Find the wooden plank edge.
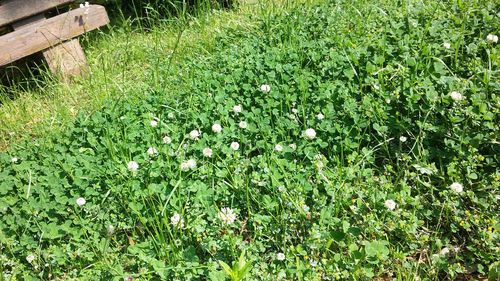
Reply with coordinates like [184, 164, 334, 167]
[0, 0, 74, 27]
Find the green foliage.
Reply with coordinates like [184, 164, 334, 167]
[0, 0, 499, 279]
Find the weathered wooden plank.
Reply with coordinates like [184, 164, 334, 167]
[44, 39, 89, 78]
[0, 0, 74, 27]
[0, 5, 109, 66]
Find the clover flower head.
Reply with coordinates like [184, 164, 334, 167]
[230, 142, 240, 151]
[289, 143, 297, 150]
[239, 121, 248, 129]
[260, 84, 271, 93]
[276, 252, 286, 261]
[11, 157, 18, 163]
[449, 182, 463, 193]
[384, 199, 396, 211]
[187, 159, 197, 169]
[76, 197, 86, 206]
[203, 147, 213, 157]
[127, 161, 139, 172]
[170, 213, 184, 228]
[443, 42, 451, 49]
[26, 254, 35, 263]
[440, 247, 450, 256]
[291, 108, 298, 114]
[147, 147, 158, 156]
[274, 144, 283, 152]
[450, 91, 463, 101]
[233, 105, 242, 114]
[163, 136, 172, 144]
[400, 136, 407, 142]
[486, 34, 498, 43]
[150, 120, 158, 127]
[189, 129, 200, 140]
[219, 207, 237, 225]
[316, 113, 324, 120]
[180, 161, 190, 171]
[212, 123, 222, 133]
[303, 128, 316, 140]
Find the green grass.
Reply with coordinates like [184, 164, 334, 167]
[1, 0, 499, 280]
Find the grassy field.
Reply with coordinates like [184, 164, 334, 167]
[0, 0, 499, 280]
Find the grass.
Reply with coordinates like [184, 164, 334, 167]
[0, 0, 499, 280]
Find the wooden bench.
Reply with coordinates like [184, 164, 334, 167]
[0, 0, 109, 77]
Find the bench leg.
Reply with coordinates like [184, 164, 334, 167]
[43, 39, 90, 78]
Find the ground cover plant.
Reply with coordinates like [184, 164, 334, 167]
[0, 0, 499, 280]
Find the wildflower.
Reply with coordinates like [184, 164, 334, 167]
[162, 136, 172, 144]
[443, 42, 451, 49]
[310, 259, 318, 267]
[291, 108, 298, 114]
[384, 199, 396, 211]
[302, 204, 310, 212]
[170, 213, 184, 228]
[276, 253, 286, 261]
[289, 143, 297, 150]
[187, 159, 197, 169]
[440, 247, 450, 256]
[11, 157, 18, 163]
[212, 123, 222, 133]
[449, 182, 463, 193]
[274, 144, 283, 152]
[486, 34, 498, 43]
[189, 130, 200, 140]
[167, 112, 175, 119]
[316, 113, 324, 120]
[79, 1, 90, 8]
[230, 142, 240, 151]
[107, 225, 115, 235]
[150, 120, 158, 127]
[180, 162, 190, 171]
[233, 105, 242, 114]
[76, 197, 86, 206]
[239, 121, 248, 129]
[203, 147, 213, 157]
[400, 136, 407, 142]
[449, 91, 463, 101]
[147, 147, 158, 156]
[26, 254, 35, 263]
[303, 128, 317, 140]
[219, 207, 237, 225]
[127, 161, 139, 172]
[260, 84, 271, 93]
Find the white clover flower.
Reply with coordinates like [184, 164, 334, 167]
[260, 84, 271, 93]
[127, 161, 139, 172]
[443, 42, 451, 49]
[303, 128, 317, 140]
[440, 247, 450, 256]
[310, 259, 318, 267]
[170, 213, 184, 228]
[147, 147, 158, 156]
[76, 197, 86, 206]
[187, 159, 197, 169]
[486, 34, 498, 43]
[239, 121, 248, 129]
[212, 123, 222, 133]
[449, 182, 463, 193]
[302, 204, 310, 213]
[107, 225, 115, 235]
[79, 1, 90, 8]
[274, 144, 283, 152]
[167, 112, 175, 119]
[203, 147, 213, 157]
[233, 105, 242, 114]
[289, 143, 297, 150]
[189, 129, 200, 140]
[316, 113, 324, 120]
[26, 254, 35, 263]
[230, 142, 240, 151]
[150, 120, 158, 127]
[400, 136, 407, 142]
[276, 253, 286, 261]
[180, 161, 190, 171]
[291, 108, 298, 114]
[450, 91, 463, 101]
[219, 207, 237, 225]
[163, 136, 172, 144]
[11, 157, 18, 163]
[384, 199, 396, 211]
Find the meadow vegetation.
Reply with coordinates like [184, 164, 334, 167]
[0, 0, 498, 280]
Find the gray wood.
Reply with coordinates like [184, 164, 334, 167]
[0, 0, 74, 27]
